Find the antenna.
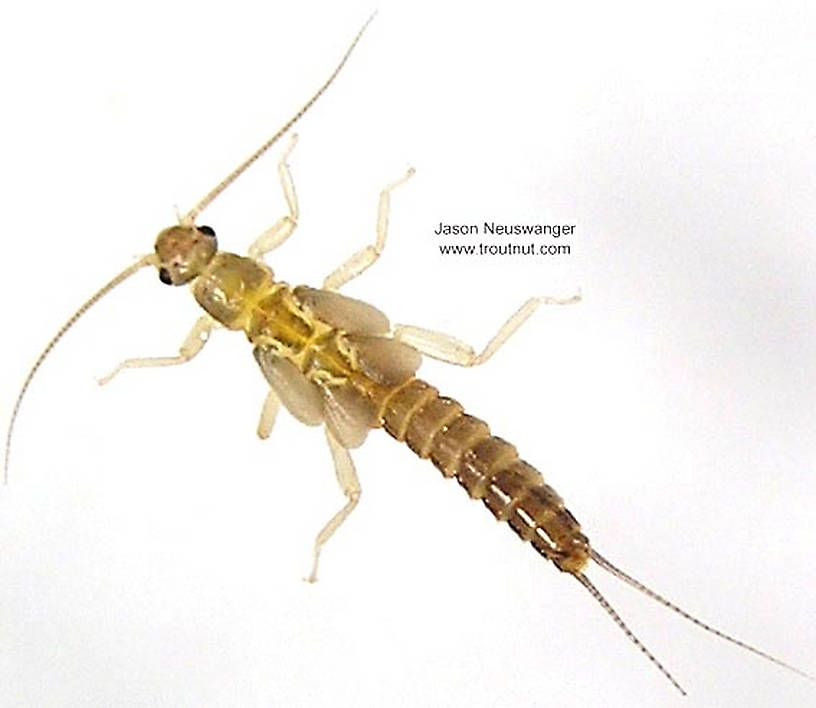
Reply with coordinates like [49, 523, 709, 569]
[4, 254, 158, 483]
[182, 12, 377, 225]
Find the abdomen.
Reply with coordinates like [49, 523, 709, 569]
[379, 378, 590, 574]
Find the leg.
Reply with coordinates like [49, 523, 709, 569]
[248, 133, 300, 260]
[393, 293, 581, 366]
[97, 315, 214, 385]
[322, 167, 415, 291]
[305, 428, 362, 583]
[256, 388, 281, 439]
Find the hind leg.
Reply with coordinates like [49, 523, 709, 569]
[305, 428, 362, 583]
[393, 293, 581, 366]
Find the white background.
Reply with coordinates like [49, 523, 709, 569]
[0, 1, 814, 707]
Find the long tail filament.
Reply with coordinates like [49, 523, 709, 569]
[590, 549, 812, 680]
[575, 572, 687, 695]
[574, 548, 813, 694]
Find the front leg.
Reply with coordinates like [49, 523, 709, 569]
[322, 167, 414, 291]
[247, 133, 300, 260]
[97, 315, 214, 385]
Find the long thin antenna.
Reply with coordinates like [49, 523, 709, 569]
[590, 549, 813, 681]
[575, 572, 687, 695]
[182, 12, 377, 225]
[4, 254, 158, 483]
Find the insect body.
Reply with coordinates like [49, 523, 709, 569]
[152, 216, 588, 571]
[3, 15, 812, 699]
[143, 208, 805, 694]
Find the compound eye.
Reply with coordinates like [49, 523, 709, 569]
[158, 267, 173, 285]
[197, 225, 216, 237]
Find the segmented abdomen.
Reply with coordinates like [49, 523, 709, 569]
[380, 379, 590, 574]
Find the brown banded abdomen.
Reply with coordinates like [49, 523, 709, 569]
[380, 378, 590, 574]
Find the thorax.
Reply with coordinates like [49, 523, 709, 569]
[191, 251, 347, 374]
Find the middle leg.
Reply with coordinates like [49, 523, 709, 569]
[256, 388, 282, 440]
